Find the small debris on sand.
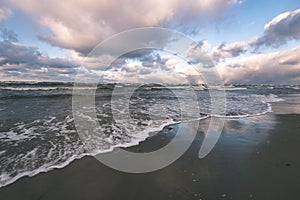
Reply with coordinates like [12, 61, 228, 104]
[221, 193, 227, 198]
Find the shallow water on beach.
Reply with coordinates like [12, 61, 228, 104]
[0, 82, 299, 187]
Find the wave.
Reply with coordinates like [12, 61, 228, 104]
[0, 86, 91, 91]
[0, 116, 178, 188]
[0, 87, 64, 91]
[0, 92, 286, 188]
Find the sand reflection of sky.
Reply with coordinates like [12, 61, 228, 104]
[198, 115, 277, 156]
[272, 94, 300, 114]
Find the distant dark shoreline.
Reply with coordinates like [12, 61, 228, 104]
[1, 80, 300, 87]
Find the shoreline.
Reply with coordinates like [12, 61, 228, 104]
[0, 108, 276, 189]
[1, 113, 300, 199]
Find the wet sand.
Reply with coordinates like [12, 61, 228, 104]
[0, 113, 299, 200]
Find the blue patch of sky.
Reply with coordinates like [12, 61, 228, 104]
[2, 8, 71, 59]
[191, 0, 300, 48]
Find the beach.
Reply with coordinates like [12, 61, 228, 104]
[1, 2, 299, 199]
[0, 110, 299, 199]
[0, 83, 300, 200]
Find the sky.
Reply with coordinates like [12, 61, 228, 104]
[0, 0, 299, 84]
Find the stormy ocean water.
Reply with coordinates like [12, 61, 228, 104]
[0, 81, 299, 188]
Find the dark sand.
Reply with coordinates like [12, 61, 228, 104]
[0, 113, 300, 200]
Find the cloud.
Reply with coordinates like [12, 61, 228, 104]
[98, 50, 178, 81]
[80, 47, 207, 84]
[0, 27, 18, 42]
[252, 9, 300, 48]
[212, 40, 251, 60]
[186, 41, 213, 67]
[218, 46, 300, 84]
[209, 9, 300, 60]
[0, 40, 79, 81]
[0, 7, 12, 22]
[2, 2, 299, 84]
[6, 0, 239, 54]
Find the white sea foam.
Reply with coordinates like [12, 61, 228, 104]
[0, 107, 7, 111]
[0, 115, 179, 188]
[0, 91, 286, 188]
[0, 86, 95, 91]
[0, 150, 6, 156]
[208, 85, 248, 91]
[0, 87, 60, 91]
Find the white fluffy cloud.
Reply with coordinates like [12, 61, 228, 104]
[211, 9, 300, 60]
[184, 40, 214, 68]
[2, 1, 300, 84]
[254, 9, 300, 48]
[6, 0, 239, 54]
[218, 46, 300, 84]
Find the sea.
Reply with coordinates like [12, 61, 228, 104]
[0, 81, 299, 187]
